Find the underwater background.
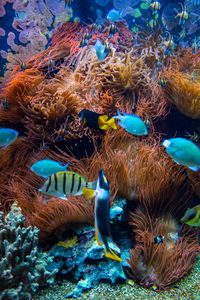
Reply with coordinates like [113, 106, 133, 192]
[0, 0, 200, 299]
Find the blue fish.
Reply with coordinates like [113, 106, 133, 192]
[113, 109, 148, 136]
[94, 40, 110, 61]
[0, 128, 19, 150]
[30, 159, 70, 177]
[107, 9, 123, 23]
[162, 138, 200, 171]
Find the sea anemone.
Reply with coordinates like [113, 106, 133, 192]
[127, 209, 200, 289]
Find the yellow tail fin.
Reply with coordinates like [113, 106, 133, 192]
[106, 117, 117, 130]
[98, 115, 109, 130]
[104, 248, 123, 262]
[82, 187, 95, 199]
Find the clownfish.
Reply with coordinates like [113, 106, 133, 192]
[79, 109, 117, 131]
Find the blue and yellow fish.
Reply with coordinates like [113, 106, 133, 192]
[181, 204, 200, 227]
[79, 109, 117, 131]
[83, 169, 122, 262]
[39, 171, 97, 200]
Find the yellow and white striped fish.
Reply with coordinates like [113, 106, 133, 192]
[39, 171, 97, 200]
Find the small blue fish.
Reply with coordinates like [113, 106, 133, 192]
[30, 159, 70, 177]
[0, 128, 19, 150]
[113, 109, 148, 136]
[162, 138, 200, 171]
[94, 40, 110, 61]
[107, 9, 122, 23]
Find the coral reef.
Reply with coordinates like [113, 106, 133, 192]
[0, 0, 73, 79]
[47, 201, 129, 298]
[0, 11, 200, 297]
[0, 202, 57, 300]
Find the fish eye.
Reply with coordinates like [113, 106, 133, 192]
[188, 212, 196, 220]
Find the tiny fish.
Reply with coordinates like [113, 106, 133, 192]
[162, 137, 200, 171]
[79, 109, 117, 131]
[30, 159, 70, 178]
[114, 109, 148, 136]
[181, 204, 200, 227]
[153, 235, 165, 244]
[83, 169, 122, 262]
[0, 128, 19, 150]
[108, 24, 118, 37]
[39, 171, 97, 200]
[150, 1, 161, 15]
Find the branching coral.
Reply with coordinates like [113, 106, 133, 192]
[127, 209, 200, 289]
[0, 0, 73, 79]
[0, 203, 57, 299]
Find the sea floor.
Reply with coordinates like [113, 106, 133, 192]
[32, 255, 200, 300]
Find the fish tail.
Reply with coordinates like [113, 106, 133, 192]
[64, 161, 70, 169]
[106, 118, 117, 130]
[104, 247, 122, 262]
[98, 115, 109, 130]
[87, 180, 97, 190]
[82, 187, 95, 199]
[113, 109, 121, 120]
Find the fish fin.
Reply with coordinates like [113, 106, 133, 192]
[98, 115, 109, 130]
[87, 180, 97, 190]
[0, 143, 10, 150]
[45, 190, 67, 200]
[82, 187, 95, 199]
[95, 222, 103, 246]
[188, 166, 199, 172]
[64, 162, 70, 169]
[83, 117, 87, 126]
[106, 118, 117, 130]
[104, 248, 122, 262]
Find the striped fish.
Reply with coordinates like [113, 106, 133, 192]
[39, 171, 97, 200]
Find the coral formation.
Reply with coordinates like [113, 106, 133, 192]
[0, 9, 200, 296]
[0, 202, 57, 299]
